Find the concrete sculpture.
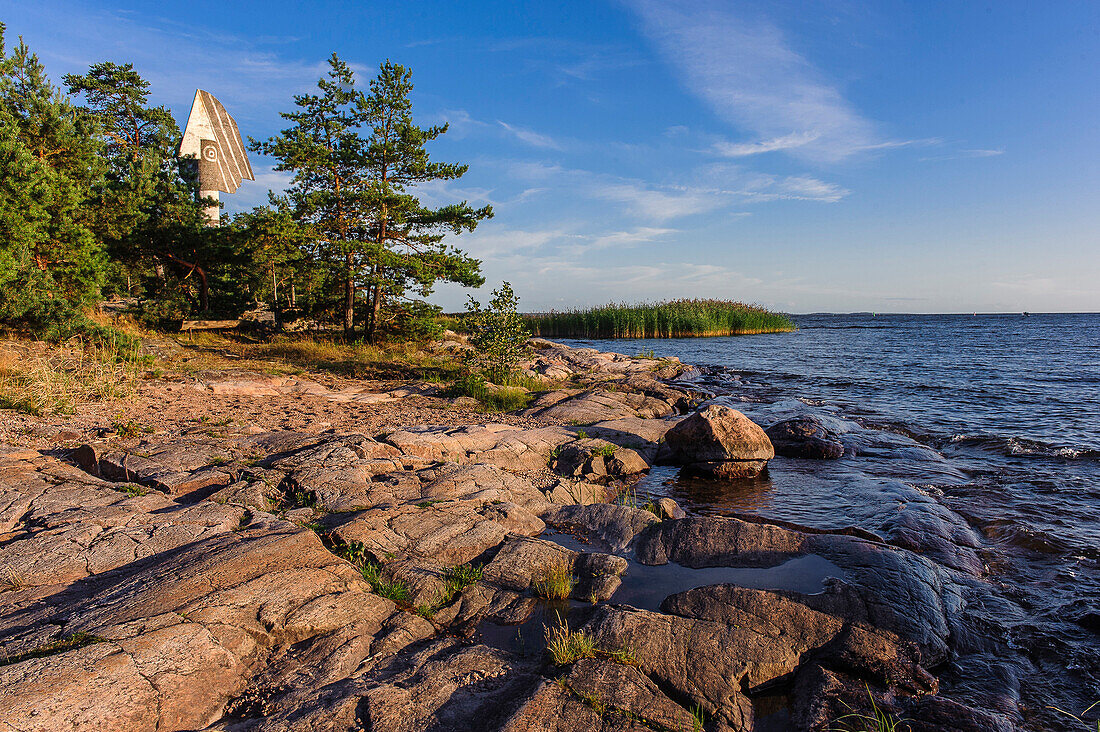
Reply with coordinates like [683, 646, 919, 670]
[178, 90, 254, 224]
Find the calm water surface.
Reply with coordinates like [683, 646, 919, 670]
[566, 313, 1100, 731]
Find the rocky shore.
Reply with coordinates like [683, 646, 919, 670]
[0, 339, 1015, 731]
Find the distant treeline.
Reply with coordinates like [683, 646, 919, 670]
[525, 300, 795, 339]
[0, 23, 488, 343]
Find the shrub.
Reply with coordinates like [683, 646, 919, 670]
[464, 281, 530, 381]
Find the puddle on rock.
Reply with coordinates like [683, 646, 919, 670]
[475, 599, 596, 659]
[538, 529, 845, 612]
[612, 553, 844, 612]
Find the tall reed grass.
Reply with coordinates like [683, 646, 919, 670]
[525, 299, 794, 339]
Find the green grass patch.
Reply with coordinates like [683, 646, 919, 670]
[827, 687, 910, 732]
[544, 620, 637, 667]
[361, 562, 411, 605]
[590, 444, 616, 458]
[532, 561, 575, 600]
[445, 372, 531, 412]
[0, 632, 107, 667]
[525, 299, 795, 339]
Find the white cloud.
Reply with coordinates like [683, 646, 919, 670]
[920, 148, 1005, 162]
[503, 160, 848, 223]
[622, 0, 894, 162]
[587, 227, 675, 251]
[713, 131, 821, 157]
[497, 121, 564, 150]
[594, 182, 723, 221]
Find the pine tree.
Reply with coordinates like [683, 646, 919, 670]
[232, 199, 310, 325]
[255, 55, 491, 340]
[251, 54, 373, 336]
[0, 24, 106, 324]
[359, 60, 490, 342]
[66, 59, 237, 318]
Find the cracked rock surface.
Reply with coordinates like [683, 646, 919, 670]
[0, 341, 1014, 731]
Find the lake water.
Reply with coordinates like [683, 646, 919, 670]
[565, 312, 1100, 732]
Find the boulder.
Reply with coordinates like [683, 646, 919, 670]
[765, 416, 845, 459]
[663, 404, 773, 479]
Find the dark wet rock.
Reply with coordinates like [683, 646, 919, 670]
[663, 404, 774, 479]
[1075, 611, 1100, 632]
[791, 664, 1015, 732]
[765, 416, 845, 459]
[635, 516, 958, 660]
[541, 503, 660, 553]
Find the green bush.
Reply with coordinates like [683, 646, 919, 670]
[464, 281, 530, 381]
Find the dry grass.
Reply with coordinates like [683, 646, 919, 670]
[0, 567, 28, 592]
[0, 340, 142, 416]
[176, 333, 465, 382]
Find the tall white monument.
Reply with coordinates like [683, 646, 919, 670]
[178, 90, 254, 225]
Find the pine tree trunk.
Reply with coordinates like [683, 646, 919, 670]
[343, 251, 355, 337]
[272, 264, 281, 327]
[367, 274, 383, 344]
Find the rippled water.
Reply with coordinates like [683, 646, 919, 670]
[566, 313, 1100, 731]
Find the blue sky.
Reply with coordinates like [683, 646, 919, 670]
[5, 0, 1099, 313]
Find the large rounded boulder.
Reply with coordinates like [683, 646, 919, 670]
[663, 404, 774, 479]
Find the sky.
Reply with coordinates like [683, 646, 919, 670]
[4, 0, 1099, 313]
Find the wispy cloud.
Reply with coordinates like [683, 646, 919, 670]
[497, 121, 564, 150]
[920, 148, 1005, 162]
[503, 161, 848, 221]
[713, 132, 821, 158]
[588, 227, 675, 251]
[622, 0, 900, 162]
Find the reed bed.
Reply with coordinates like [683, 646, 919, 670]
[525, 299, 795, 339]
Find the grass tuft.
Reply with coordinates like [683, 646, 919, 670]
[445, 372, 531, 412]
[0, 339, 144, 415]
[545, 622, 596, 665]
[361, 562, 411, 605]
[1048, 700, 1099, 731]
[827, 687, 910, 732]
[525, 299, 794, 339]
[590, 444, 616, 458]
[532, 561, 574, 600]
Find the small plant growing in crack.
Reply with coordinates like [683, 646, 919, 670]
[533, 561, 574, 600]
[361, 562, 411, 605]
[590, 444, 615, 458]
[0, 633, 106, 667]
